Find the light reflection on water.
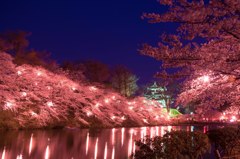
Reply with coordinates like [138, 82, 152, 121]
[28, 134, 33, 155]
[94, 138, 98, 159]
[44, 145, 49, 159]
[104, 142, 107, 159]
[1, 147, 5, 159]
[86, 133, 89, 155]
[0, 126, 211, 159]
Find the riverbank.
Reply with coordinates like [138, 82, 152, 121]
[1, 119, 239, 130]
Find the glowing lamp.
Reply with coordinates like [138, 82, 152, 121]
[31, 111, 37, 116]
[230, 116, 237, 122]
[121, 116, 126, 120]
[37, 71, 42, 76]
[202, 75, 210, 82]
[17, 71, 22, 75]
[47, 101, 54, 107]
[71, 87, 76, 91]
[143, 119, 148, 123]
[104, 99, 109, 103]
[89, 86, 97, 91]
[232, 116, 237, 120]
[129, 106, 134, 110]
[111, 116, 116, 120]
[5, 101, 13, 109]
[112, 96, 116, 100]
[95, 103, 100, 108]
[86, 111, 92, 117]
[219, 116, 224, 120]
[21, 92, 27, 97]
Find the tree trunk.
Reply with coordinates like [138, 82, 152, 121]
[166, 98, 170, 113]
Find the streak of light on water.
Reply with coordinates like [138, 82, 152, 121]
[94, 138, 98, 159]
[44, 145, 50, 159]
[121, 128, 125, 146]
[104, 142, 108, 159]
[86, 133, 89, 155]
[1, 147, 5, 159]
[111, 147, 115, 159]
[29, 134, 33, 155]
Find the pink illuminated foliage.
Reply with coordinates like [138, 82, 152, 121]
[141, 0, 240, 113]
[0, 52, 168, 128]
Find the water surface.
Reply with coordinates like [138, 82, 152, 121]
[0, 125, 217, 159]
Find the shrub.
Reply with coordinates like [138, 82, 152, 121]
[132, 130, 210, 159]
[207, 127, 240, 157]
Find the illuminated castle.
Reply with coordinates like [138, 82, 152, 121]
[144, 82, 170, 108]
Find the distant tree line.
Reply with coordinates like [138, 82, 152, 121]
[0, 30, 138, 97]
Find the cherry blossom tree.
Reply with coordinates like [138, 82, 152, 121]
[0, 51, 167, 129]
[141, 0, 240, 113]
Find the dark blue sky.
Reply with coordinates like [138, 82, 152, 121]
[0, 0, 177, 84]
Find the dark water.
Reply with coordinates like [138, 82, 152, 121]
[0, 126, 218, 159]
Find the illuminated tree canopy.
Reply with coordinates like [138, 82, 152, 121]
[141, 0, 240, 113]
[0, 51, 169, 128]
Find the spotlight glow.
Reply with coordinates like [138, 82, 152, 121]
[86, 111, 93, 117]
[89, 86, 97, 91]
[104, 99, 110, 103]
[201, 75, 210, 82]
[21, 92, 27, 97]
[47, 101, 54, 107]
[17, 71, 22, 75]
[37, 71, 42, 76]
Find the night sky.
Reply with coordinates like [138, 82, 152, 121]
[0, 0, 177, 84]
